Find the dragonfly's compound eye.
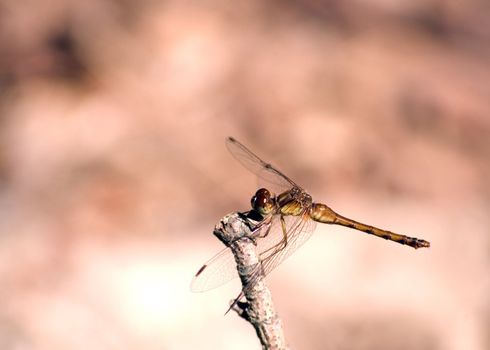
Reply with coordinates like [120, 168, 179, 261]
[251, 188, 273, 215]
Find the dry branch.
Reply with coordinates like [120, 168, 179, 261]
[214, 212, 289, 350]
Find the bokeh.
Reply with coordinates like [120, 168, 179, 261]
[0, 1, 489, 349]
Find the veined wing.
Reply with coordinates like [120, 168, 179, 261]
[226, 137, 301, 195]
[190, 213, 316, 293]
[190, 247, 238, 292]
[260, 212, 317, 277]
[222, 212, 317, 313]
[246, 212, 317, 283]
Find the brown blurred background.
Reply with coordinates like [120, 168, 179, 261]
[0, 0, 489, 349]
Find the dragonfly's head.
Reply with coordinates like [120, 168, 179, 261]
[251, 188, 274, 216]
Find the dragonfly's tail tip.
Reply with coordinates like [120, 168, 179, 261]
[415, 240, 431, 249]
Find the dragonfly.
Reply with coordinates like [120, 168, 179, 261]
[191, 137, 430, 294]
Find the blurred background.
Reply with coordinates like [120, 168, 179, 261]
[0, 0, 489, 349]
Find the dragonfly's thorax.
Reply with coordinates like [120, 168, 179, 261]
[276, 187, 312, 216]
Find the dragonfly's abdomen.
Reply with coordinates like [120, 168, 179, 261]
[311, 203, 430, 249]
[310, 203, 338, 223]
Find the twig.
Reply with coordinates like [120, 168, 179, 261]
[213, 212, 289, 350]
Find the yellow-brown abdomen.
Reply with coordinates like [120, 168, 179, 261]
[310, 203, 430, 249]
[310, 203, 339, 223]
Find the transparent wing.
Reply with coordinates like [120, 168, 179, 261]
[221, 212, 317, 313]
[238, 211, 317, 297]
[260, 212, 317, 276]
[190, 247, 238, 292]
[226, 137, 301, 195]
[190, 213, 316, 293]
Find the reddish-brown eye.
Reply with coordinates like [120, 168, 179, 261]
[251, 188, 272, 214]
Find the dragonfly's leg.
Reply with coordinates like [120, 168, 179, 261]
[254, 219, 273, 239]
[258, 239, 288, 262]
[256, 215, 290, 261]
[279, 215, 288, 250]
[258, 216, 289, 261]
[257, 215, 290, 261]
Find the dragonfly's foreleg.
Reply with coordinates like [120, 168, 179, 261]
[254, 217, 273, 239]
[254, 214, 289, 262]
[256, 221, 278, 261]
[259, 243, 285, 262]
